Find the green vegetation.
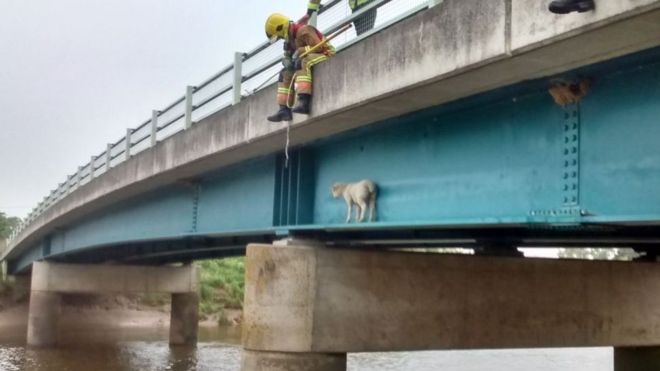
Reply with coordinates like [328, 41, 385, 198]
[0, 212, 21, 239]
[198, 258, 245, 323]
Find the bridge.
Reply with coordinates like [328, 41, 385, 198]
[3, 0, 660, 369]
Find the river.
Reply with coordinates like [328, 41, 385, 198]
[0, 325, 614, 371]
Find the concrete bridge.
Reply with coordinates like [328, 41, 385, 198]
[3, 0, 660, 369]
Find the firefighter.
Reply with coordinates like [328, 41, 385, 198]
[265, 12, 335, 122]
[548, 0, 595, 14]
[349, 0, 377, 36]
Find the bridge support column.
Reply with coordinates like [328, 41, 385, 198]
[243, 242, 660, 360]
[27, 291, 61, 347]
[26, 261, 199, 347]
[615, 347, 660, 371]
[170, 292, 199, 345]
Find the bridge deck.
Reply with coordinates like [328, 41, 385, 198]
[4, 0, 660, 273]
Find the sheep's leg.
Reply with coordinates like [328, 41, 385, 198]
[345, 200, 352, 223]
[357, 199, 367, 223]
[368, 193, 376, 222]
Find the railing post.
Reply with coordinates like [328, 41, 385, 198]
[66, 175, 74, 194]
[90, 156, 97, 181]
[185, 86, 194, 129]
[57, 183, 64, 201]
[233, 52, 244, 105]
[76, 166, 83, 188]
[125, 129, 132, 160]
[309, 12, 318, 27]
[151, 110, 159, 147]
[106, 143, 113, 171]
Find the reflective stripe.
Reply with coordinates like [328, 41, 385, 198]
[306, 55, 328, 67]
[278, 88, 291, 93]
[308, 2, 320, 10]
[295, 76, 313, 82]
[349, 0, 374, 10]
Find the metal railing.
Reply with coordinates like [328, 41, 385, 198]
[8, 0, 441, 244]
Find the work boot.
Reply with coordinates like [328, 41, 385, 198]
[267, 105, 292, 122]
[548, 0, 595, 14]
[292, 94, 312, 115]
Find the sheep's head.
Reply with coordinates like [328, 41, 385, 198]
[330, 183, 345, 198]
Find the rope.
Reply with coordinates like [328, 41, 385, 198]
[286, 71, 299, 109]
[285, 120, 291, 168]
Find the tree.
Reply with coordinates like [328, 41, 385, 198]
[0, 212, 21, 240]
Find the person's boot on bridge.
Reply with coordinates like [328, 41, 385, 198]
[265, 8, 335, 122]
[548, 0, 595, 14]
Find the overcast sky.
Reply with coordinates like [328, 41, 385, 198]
[0, 0, 309, 218]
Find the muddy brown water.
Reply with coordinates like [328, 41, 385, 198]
[0, 324, 614, 371]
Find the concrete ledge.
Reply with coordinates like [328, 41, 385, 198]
[6, 0, 660, 263]
[244, 243, 660, 353]
[30, 262, 199, 294]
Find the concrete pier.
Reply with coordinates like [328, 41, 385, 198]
[27, 291, 61, 347]
[170, 292, 200, 345]
[26, 262, 199, 347]
[242, 242, 660, 368]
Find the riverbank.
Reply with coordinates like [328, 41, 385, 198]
[0, 294, 242, 345]
[0, 257, 246, 331]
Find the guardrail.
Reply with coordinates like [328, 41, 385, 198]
[8, 0, 441, 245]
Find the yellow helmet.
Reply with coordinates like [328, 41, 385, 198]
[265, 13, 291, 43]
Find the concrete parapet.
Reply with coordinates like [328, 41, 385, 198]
[242, 350, 346, 371]
[243, 243, 660, 353]
[26, 262, 199, 347]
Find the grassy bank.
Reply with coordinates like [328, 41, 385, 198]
[198, 258, 245, 324]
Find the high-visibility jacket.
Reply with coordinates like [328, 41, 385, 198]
[307, 0, 321, 13]
[284, 22, 334, 61]
[349, 0, 374, 10]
